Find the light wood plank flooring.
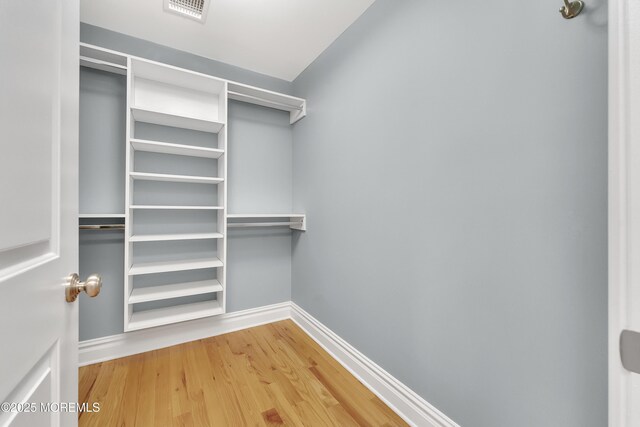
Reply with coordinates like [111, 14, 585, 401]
[79, 319, 407, 426]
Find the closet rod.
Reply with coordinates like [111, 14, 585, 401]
[227, 91, 303, 111]
[227, 222, 303, 228]
[80, 224, 125, 230]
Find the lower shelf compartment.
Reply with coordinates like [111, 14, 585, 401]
[127, 299, 223, 331]
[129, 279, 223, 304]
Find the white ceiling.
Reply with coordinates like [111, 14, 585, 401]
[80, 0, 375, 81]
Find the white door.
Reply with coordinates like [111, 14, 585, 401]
[610, 0, 640, 425]
[0, 0, 80, 426]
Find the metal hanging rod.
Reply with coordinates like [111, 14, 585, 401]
[227, 91, 303, 111]
[227, 221, 303, 228]
[80, 224, 125, 230]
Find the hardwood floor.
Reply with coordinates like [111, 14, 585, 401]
[78, 320, 408, 426]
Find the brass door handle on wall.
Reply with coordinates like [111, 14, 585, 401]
[65, 273, 102, 302]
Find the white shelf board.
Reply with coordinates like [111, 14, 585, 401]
[227, 213, 305, 218]
[227, 81, 306, 124]
[130, 139, 223, 159]
[79, 213, 126, 219]
[128, 279, 223, 304]
[80, 56, 127, 75]
[80, 43, 127, 67]
[130, 232, 223, 242]
[130, 171, 223, 185]
[129, 257, 223, 276]
[131, 57, 226, 95]
[131, 106, 225, 133]
[130, 205, 223, 210]
[227, 213, 306, 231]
[127, 299, 223, 331]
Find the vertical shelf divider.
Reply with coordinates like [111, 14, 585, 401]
[219, 83, 228, 314]
[124, 56, 134, 331]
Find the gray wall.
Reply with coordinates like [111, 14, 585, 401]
[226, 101, 293, 312]
[291, 1, 608, 427]
[79, 31, 294, 341]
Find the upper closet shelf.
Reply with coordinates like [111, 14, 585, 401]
[80, 43, 307, 125]
[227, 214, 306, 231]
[130, 107, 225, 133]
[130, 172, 224, 185]
[228, 82, 306, 124]
[130, 139, 224, 159]
[80, 43, 128, 75]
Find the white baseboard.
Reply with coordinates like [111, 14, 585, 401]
[79, 300, 457, 427]
[78, 302, 291, 366]
[290, 303, 460, 427]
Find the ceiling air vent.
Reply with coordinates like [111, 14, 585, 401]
[164, 0, 210, 23]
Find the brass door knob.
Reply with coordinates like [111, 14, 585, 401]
[65, 273, 102, 302]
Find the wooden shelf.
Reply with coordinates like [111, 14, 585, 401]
[131, 106, 225, 133]
[127, 300, 223, 331]
[128, 279, 223, 304]
[130, 205, 223, 210]
[130, 171, 224, 185]
[131, 139, 223, 159]
[130, 232, 223, 242]
[129, 257, 223, 276]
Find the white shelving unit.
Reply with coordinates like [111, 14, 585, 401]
[124, 56, 228, 332]
[79, 43, 308, 334]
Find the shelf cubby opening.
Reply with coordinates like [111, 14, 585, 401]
[132, 179, 219, 207]
[129, 277, 223, 304]
[129, 257, 223, 276]
[130, 58, 227, 132]
[133, 148, 220, 180]
[127, 298, 223, 331]
[131, 138, 224, 159]
[131, 209, 220, 236]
